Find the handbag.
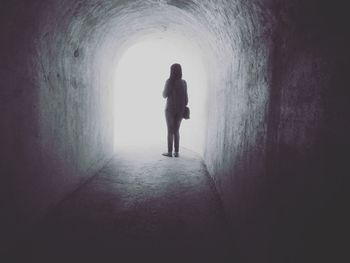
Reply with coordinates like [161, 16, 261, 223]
[183, 106, 190, 119]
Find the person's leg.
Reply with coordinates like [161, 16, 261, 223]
[167, 133, 173, 153]
[164, 111, 174, 155]
[173, 114, 183, 155]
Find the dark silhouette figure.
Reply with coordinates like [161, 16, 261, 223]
[162, 63, 188, 157]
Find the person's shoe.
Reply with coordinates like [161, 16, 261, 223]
[174, 152, 179, 157]
[162, 152, 172, 157]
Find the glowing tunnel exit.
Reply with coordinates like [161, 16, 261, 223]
[113, 33, 208, 154]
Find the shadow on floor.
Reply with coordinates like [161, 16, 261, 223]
[5, 147, 236, 262]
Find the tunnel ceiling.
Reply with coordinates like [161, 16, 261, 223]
[35, 0, 271, 81]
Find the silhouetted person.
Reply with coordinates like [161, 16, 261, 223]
[162, 63, 188, 157]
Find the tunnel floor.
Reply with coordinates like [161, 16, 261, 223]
[9, 147, 234, 262]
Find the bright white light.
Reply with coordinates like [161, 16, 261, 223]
[113, 33, 207, 154]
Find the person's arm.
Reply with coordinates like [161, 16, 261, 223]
[163, 80, 170, 98]
[184, 81, 188, 106]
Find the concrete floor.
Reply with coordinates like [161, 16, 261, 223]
[9, 146, 234, 262]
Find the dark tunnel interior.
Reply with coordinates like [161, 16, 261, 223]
[1, 0, 349, 262]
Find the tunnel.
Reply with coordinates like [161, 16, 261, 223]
[1, 0, 349, 262]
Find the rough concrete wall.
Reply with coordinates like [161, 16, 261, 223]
[264, 1, 350, 261]
[1, 0, 45, 250]
[0, 0, 115, 250]
[203, 1, 274, 260]
[203, 0, 349, 262]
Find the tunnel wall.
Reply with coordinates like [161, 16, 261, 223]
[263, 1, 349, 261]
[0, 0, 114, 250]
[203, 0, 349, 261]
[203, 1, 273, 259]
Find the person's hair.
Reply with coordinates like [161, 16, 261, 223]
[169, 63, 182, 81]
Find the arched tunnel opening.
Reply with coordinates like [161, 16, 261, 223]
[113, 33, 208, 152]
[1, 0, 349, 262]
